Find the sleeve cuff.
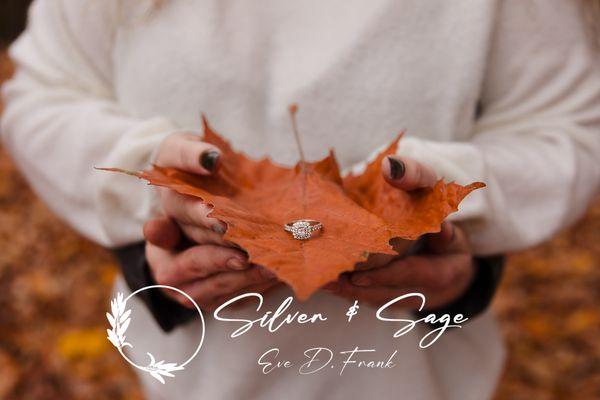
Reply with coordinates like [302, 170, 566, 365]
[112, 242, 198, 332]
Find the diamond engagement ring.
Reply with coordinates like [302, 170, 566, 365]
[284, 220, 323, 240]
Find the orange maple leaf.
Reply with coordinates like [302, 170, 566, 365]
[103, 118, 484, 300]
[344, 137, 485, 240]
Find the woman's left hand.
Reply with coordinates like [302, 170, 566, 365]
[323, 156, 475, 311]
[325, 221, 474, 310]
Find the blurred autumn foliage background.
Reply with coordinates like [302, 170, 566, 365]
[1, 3, 599, 399]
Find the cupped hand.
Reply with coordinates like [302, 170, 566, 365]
[324, 156, 474, 311]
[148, 133, 282, 311]
[327, 222, 474, 310]
[144, 217, 280, 311]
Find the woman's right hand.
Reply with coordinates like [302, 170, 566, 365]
[154, 132, 227, 240]
[144, 217, 278, 311]
[147, 133, 279, 311]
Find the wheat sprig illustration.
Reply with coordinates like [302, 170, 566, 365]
[106, 293, 132, 349]
[143, 352, 185, 384]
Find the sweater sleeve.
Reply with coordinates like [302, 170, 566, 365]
[394, 0, 600, 255]
[0, 0, 178, 247]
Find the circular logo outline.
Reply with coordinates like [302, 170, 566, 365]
[106, 285, 205, 384]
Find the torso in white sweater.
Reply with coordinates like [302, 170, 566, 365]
[2, 0, 599, 398]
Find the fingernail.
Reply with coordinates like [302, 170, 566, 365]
[351, 275, 372, 287]
[212, 224, 226, 235]
[200, 150, 220, 173]
[260, 267, 277, 279]
[227, 258, 247, 270]
[323, 282, 340, 293]
[387, 157, 405, 180]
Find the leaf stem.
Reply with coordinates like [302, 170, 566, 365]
[288, 104, 306, 167]
[288, 104, 308, 215]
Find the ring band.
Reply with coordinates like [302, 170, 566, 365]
[284, 219, 323, 240]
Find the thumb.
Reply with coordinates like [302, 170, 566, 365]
[426, 222, 470, 254]
[143, 216, 182, 250]
[156, 132, 221, 175]
[381, 156, 437, 191]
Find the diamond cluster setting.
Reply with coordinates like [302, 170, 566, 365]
[289, 221, 312, 240]
[284, 219, 323, 240]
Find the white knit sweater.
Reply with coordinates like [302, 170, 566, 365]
[2, 0, 599, 399]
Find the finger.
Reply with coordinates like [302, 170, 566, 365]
[177, 266, 277, 307]
[160, 189, 227, 233]
[354, 239, 414, 272]
[206, 280, 282, 311]
[424, 221, 455, 254]
[144, 217, 182, 249]
[332, 276, 423, 310]
[155, 132, 221, 175]
[426, 222, 471, 254]
[153, 244, 249, 286]
[382, 156, 437, 190]
[349, 253, 470, 290]
[354, 253, 398, 271]
[391, 237, 414, 255]
[146, 242, 183, 284]
[146, 243, 204, 305]
[350, 257, 431, 288]
[180, 223, 231, 247]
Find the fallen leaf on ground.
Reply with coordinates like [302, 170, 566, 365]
[57, 328, 110, 360]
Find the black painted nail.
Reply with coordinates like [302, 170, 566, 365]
[200, 151, 220, 173]
[387, 157, 405, 180]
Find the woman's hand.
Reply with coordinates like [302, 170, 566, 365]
[146, 133, 279, 311]
[326, 221, 475, 311]
[144, 217, 279, 311]
[324, 156, 474, 311]
[154, 133, 228, 241]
